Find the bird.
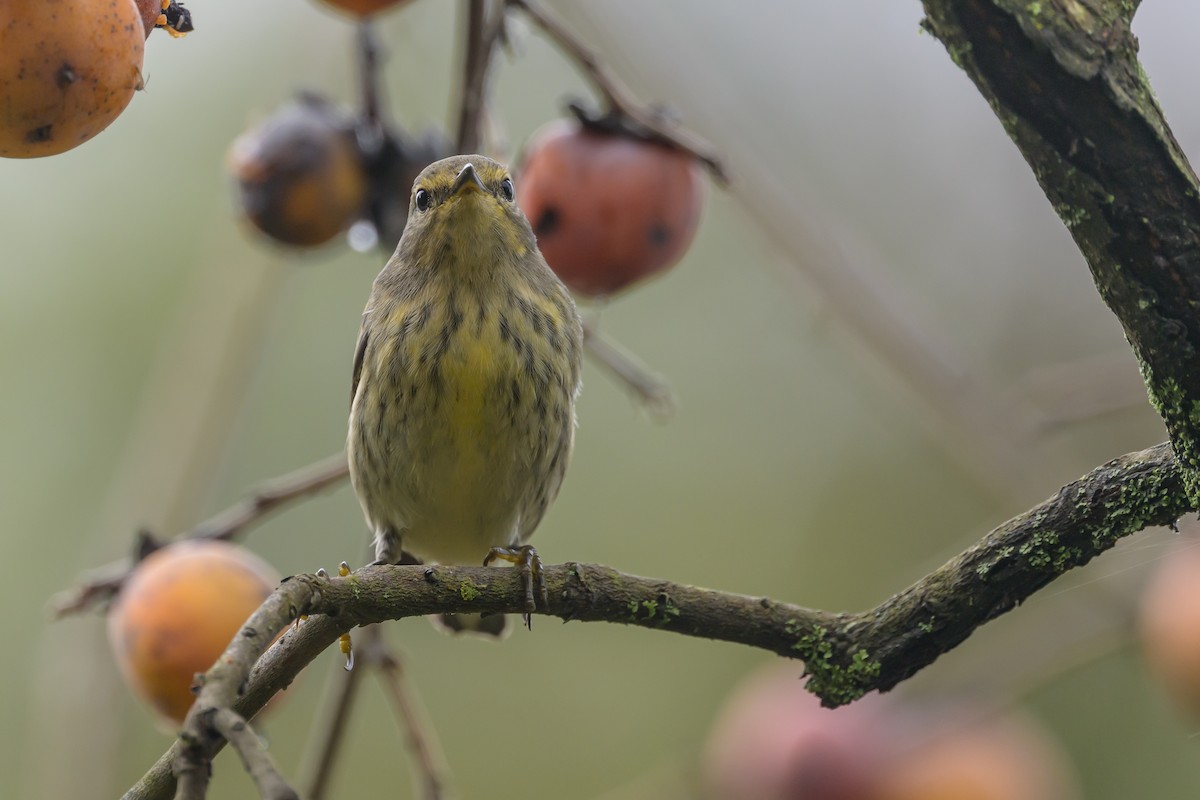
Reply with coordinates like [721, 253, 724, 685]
[347, 154, 583, 636]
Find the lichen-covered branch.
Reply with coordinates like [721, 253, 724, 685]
[838, 441, 1188, 698]
[920, 0, 1200, 495]
[123, 443, 1189, 798]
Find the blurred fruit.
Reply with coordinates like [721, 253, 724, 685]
[107, 539, 281, 724]
[516, 118, 705, 298]
[705, 666, 1080, 800]
[1139, 539, 1200, 715]
[229, 94, 367, 248]
[360, 126, 454, 251]
[316, 0, 413, 18]
[703, 664, 888, 800]
[0, 0, 145, 158]
[874, 710, 1080, 800]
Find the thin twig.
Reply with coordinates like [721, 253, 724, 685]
[456, 0, 505, 154]
[356, 20, 385, 146]
[210, 709, 298, 800]
[363, 630, 451, 800]
[171, 751, 209, 800]
[582, 319, 675, 418]
[189, 453, 349, 540]
[302, 654, 367, 800]
[52, 453, 350, 617]
[506, 0, 728, 184]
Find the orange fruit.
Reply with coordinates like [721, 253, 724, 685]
[0, 0, 145, 158]
[1139, 539, 1200, 715]
[516, 118, 705, 298]
[875, 711, 1080, 800]
[107, 539, 281, 724]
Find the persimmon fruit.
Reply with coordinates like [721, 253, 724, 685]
[703, 665, 888, 800]
[0, 0, 145, 158]
[107, 539, 281, 724]
[1139, 540, 1200, 716]
[704, 665, 1080, 800]
[874, 711, 1080, 800]
[516, 118, 705, 299]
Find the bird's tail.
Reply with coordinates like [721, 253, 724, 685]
[431, 612, 509, 638]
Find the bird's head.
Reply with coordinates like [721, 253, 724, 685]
[398, 155, 536, 271]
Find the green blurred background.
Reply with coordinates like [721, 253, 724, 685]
[4, 0, 1200, 797]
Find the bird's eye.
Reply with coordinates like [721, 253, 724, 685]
[415, 188, 432, 212]
[500, 177, 515, 202]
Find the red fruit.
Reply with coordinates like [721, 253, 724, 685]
[0, 0, 145, 158]
[107, 539, 281, 724]
[1139, 538, 1200, 715]
[516, 118, 705, 298]
[316, 0, 414, 18]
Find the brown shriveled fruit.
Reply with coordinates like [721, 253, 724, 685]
[107, 539, 281, 724]
[0, 0, 145, 158]
[228, 94, 367, 248]
[516, 118, 705, 299]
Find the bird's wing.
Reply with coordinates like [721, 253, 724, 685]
[350, 322, 369, 411]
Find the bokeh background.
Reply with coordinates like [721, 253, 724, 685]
[4, 1, 1200, 797]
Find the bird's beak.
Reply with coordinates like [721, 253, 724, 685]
[451, 162, 487, 196]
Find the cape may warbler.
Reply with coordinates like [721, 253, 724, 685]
[348, 155, 583, 636]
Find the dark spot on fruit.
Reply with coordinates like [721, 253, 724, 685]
[26, 125, 53, 143]
[56, 64, 77, 88]
[649, 223, 671, 247]
[534, 206, 560, 237]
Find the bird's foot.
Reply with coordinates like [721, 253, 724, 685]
[484, 544, 547, 629]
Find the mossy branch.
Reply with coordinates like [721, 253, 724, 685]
[920, 0, 1200, 494]
[124, 443, 1188, 799]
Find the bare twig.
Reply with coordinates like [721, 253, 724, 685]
[506, 0, 728, 184]
[52, 453, 349, 618]
[188, 453, 349, 541]
[210, 709, 297, 800]
[456, 0, 505, 154]
[364, 631, 451, 800]
[582, 319, 675, 418]
[171, 750, 209, 800]
[302, 653, 367, 800]
[356, 20, 385, 145]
